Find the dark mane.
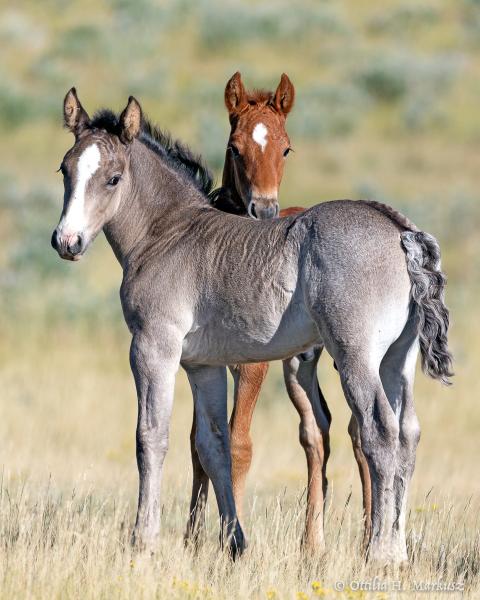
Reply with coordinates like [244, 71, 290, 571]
[89, 109, 215, 197]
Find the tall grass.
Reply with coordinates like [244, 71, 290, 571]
[0, 474, 477, 599]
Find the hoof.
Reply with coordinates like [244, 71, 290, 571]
[226, 526, 247, 560]
[366, 547, 408, 570]
[131, 529, 157, 554]
[184, 524, 207, 552]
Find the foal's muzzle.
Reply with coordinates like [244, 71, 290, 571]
[248, 199, 279, 220]
[51, 229, 85, 261]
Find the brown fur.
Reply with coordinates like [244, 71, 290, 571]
[229, 362, 269, 524]
[348, 415, 372, 549]
[221, 72, 294, 219]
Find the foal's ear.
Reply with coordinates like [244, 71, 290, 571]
[273, 73, 295, 117]
[119, 96, 142, 143]
[63, 87, 90, 137]
[224, 72, 247, 114]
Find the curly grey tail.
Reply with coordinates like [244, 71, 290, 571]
[401, 230, 453, 385]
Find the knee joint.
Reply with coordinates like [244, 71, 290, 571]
[401, 417, 421, 449]
[230, 435, 252, 466]
[299, 423, 322, 453]
[137, 426, 169, 455]
[361, 417, 399, 461]
[195, 437, 212, 463]
[195, 424, 226, 463]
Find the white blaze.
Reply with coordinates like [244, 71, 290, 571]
[62, 143, 101, 232]
[252, 123, 268, 152]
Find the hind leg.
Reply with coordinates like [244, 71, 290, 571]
[337, 354, 400, 564]
[348, 414, 372, 550]
[229, 362, 269, 527]
[380, 329, 420, 564]
[283, 347, 331, 552]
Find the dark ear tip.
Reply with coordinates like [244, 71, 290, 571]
[227, 71, 241, 84]
[65, 87, 76, 100]
[128, 96, 141, 109]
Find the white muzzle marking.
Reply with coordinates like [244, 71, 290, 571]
[252, 123, 268, 152]
[62, 143, 101, 233]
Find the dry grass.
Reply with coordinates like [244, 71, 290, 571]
[0, 318, 479, 599]
[1, 476, 478, 600]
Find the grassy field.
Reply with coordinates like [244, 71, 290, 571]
[1, 0, 480, 598]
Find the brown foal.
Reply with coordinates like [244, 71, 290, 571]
[186, 73, 371, 551]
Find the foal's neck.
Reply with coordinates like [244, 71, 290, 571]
[104, 140, 210, 266]
[212, 151, 247, 216]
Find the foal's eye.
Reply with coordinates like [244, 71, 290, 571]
[283, 147, 291, 157]
[229, 145, 240, 158]
[107, 175, 121, 187]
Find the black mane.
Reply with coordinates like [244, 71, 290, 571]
[89, 109, 216, 197]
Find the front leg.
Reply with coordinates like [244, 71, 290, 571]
[185, 364, 245, 559]
[130, 332, 181, 550]
[185, 397, 210, 546]
[229, 362, 269, 526]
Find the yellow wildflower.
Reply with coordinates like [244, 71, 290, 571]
[311, 581, 327, 597]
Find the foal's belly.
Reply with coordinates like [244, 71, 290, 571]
[180, 301, 321, 366]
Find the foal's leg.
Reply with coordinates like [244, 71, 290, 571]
[380, 332, 420, 564]
[229, 362, 269, 525]
[185, 365, 245, 558]
[130, 333, 180, 550]
[185, 361, 268, 543]
[347, 414, 372, 550]
[283, 348, 331, 552]
[185, 402, 210, 545]
[338, 355, 400, 564]
[392, 384, 420, 564]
